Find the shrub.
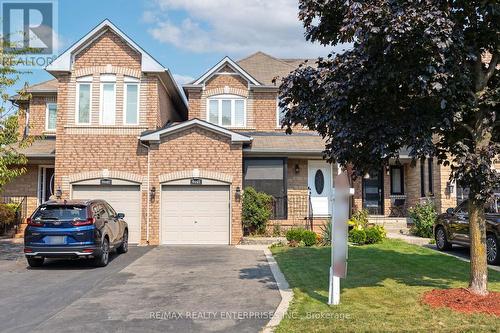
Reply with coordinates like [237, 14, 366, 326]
[349, 209, 369, 230]
[320, 223, 332, 245]
[0, 203, 17, 228]
[286, 228, 305, 242]
[272, 224, 282, 237]
[348, 228, 367, 244]
[365, 226, 385, 244]
[408, 202, 436, 238]
[242, 187, 273, 235]
[302, 230, 317, 246]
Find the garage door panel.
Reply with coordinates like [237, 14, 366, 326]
[72, 185, 141, 244]
[161, 185, 230, 245]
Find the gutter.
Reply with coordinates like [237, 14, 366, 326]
[139, 139, 151, 245]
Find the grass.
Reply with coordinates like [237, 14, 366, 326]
[271, 239, 500, 333]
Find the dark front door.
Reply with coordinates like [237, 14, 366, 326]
[39, 167, 55, 204]
[362, 169, 384, 215]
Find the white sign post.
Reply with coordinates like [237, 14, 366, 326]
[328, 170, 354, 305]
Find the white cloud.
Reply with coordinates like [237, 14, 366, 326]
[145, 0, 337, 58]
[172, 73, 195, 84]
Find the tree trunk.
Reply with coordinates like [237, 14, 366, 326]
[468, 198, 488, 296]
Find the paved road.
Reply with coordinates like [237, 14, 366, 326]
[0, 244, 280, 333]
[426, 244, 500, 272]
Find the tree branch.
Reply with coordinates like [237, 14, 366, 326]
[484, 52, 499, 84]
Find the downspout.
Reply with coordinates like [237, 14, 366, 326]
[139, 139, 151, 245]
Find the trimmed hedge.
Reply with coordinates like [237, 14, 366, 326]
[285, 228, 317, 246]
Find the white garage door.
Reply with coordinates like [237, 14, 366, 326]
[72, 185, 141, 243]
[161, 185, 230, 245]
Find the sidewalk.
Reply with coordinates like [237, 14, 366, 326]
[386, 233, 431, 246]
[0, 238, 24, 261]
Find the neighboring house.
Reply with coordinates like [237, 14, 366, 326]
[4, 20, 463, 245]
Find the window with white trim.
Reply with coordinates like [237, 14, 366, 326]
[207, 95, 246, 127]
[100, 74, 116, 125]
[76, 76, 92, 124]
[124, 76, 139, 125]
[45, 103, 57, 131]
[276, 97, 286, 128]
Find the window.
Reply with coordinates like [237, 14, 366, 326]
[276, 98, 286, 128]
[420, 159, 425, 197]
[100, 75, 116, 125]
[244, 158, 287, 219]
[206, 95, 246, 127]
[76, 76, 92, 124]
[390, 166, 404, 195]
[428, 157, 434, 195]
[45, 103, 57, 131]
[124, 77, 139, 125]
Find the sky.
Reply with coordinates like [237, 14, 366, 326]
[6, 0, 345, 98]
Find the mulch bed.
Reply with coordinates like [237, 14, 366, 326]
[422, 288, 500, 317]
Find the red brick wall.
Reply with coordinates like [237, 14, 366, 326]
[1, 165, 40, 216]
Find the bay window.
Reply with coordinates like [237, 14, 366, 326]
[76, 76, 92, 124]
[124, 76, 139, 125]
[100, 74, 116, 125]
[207, 95, 246, 127]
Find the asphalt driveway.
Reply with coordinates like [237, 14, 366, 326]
[0, 244, 281, 333]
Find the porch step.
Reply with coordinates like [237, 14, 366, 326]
[13, 223, 28, 238]
[240, 237, 286, 245]
[368, 217, 413, 235]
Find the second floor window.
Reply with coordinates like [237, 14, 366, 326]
[207, 95, 246, 127]
[100, 75, 116, 125]
[76, 77, 92, 124]
[124, 77, 139, 125]
[45, 103, 57, 131]
[276, 98, 286, 128]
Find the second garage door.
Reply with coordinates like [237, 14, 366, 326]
[161, 185, 230, 245]
[72, 184, 141, 243]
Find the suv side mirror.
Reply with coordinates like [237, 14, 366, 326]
[446, 207, 454, 215]
[116, 213, 125, 219]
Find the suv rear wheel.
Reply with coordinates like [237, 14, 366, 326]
[486, 234, 499, 265]
[94, 237, 110, 267]
[116, 229, 128, 254]
[435, 226, 452, 251]
[26, 257, 44, 267]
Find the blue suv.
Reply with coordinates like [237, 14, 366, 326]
[24, 199, 129, 267]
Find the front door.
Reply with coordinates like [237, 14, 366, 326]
[38, 166, 55, 204]
[308, 161, 332, 216]
[362, 169, 384, 215]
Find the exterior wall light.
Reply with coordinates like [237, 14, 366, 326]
[446, 181, 454, 195]
[235, 186, 241, 201]
[295, 164, 300, 174]
[55, 187, 62, 199]
[150, 186, 156, 201]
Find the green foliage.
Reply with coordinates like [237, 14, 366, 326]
[408, 202, 437, 238]
[0, 203, 17, 227]
[320, 223, 332, 245]
[365, 227, 385, 244]
[348, 229, 367, 245]
[348, 209, 369, 229]
[242, 187, 273, 235]
[272, 223, 282, 237]
[286, 228, 305, 242]
[301, 230, 317, 246]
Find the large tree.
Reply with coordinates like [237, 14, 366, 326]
[279, 0, 499, 295]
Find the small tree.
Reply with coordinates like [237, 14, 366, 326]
[0, 30, 34, 189]
[279, 1, 498, 295]
[242, 187, 273, 235]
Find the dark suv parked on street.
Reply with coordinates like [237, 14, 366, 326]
[433, 196, 499, 265]
[24, 200, 129, 267]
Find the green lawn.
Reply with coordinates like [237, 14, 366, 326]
[271, 239, 500, 333]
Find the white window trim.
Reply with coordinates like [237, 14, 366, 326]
[45, 103, 57, 132]
[99, 80, 116, 125]
[206, 94, 247, 128]
[75, 81, 92, 125]
[123, 82, 140, 125]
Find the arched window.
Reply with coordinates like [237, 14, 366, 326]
[207, 94, 246, 127]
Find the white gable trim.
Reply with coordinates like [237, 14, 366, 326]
[46, 19, 164, 72]
[193, 56, 261, 85]
[139, 119, 252, 143]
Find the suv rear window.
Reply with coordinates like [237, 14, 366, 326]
[32, 205, 88, 221]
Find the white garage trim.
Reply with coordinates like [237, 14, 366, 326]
[160, 180, 232, 245]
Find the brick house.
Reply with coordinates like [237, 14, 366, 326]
[5, 20, 465, 245]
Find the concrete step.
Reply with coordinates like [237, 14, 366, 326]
[240, 237, 286, 245]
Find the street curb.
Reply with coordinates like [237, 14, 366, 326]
[262, 248, 293, 333]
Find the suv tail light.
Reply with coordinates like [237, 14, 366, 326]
[72, 217, 95, 226]
[27, 218, 43, 227]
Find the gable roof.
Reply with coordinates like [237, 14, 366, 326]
[237, 52, 311, 85]
[191, 56, 261, 86]
[46, 19, 165, 73]
[139, 118, 252, 143]
[25, 79, 58, 93]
